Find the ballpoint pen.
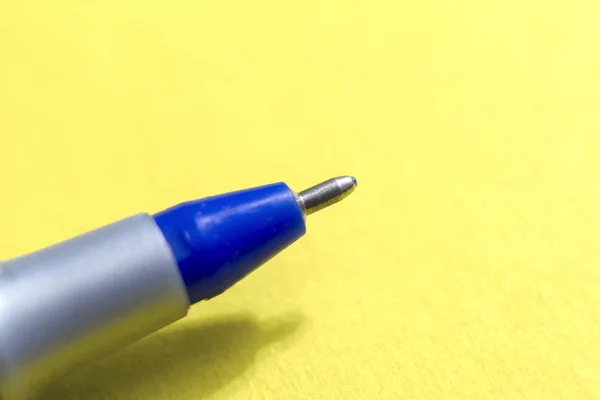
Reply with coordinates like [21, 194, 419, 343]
[0, 176, 357, 399]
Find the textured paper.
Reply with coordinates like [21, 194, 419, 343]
[1, 1, 600, 399]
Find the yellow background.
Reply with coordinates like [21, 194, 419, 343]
[1, 1, 600, 399]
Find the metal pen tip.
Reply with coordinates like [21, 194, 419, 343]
[296, 176, 358, 216]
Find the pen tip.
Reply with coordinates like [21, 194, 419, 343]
[296, 176, 358, 216]
[341, 175, 358, 191]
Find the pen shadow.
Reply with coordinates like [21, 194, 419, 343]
[41, 312, 305, 400]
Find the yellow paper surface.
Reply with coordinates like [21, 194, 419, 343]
[2, 1, 600, 399]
